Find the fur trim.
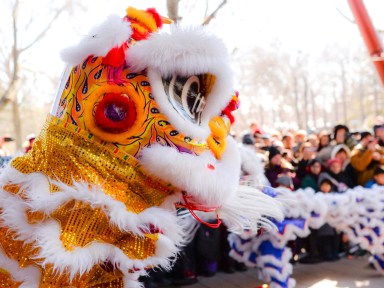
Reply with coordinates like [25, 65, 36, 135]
[127, 24, 234, 137]
[127, 24, 231, 77]
[123, 274, 144, 288]
[0, 166, 183, 279]
[139, 139, 283, 234]
[239, 145, 270, 187]
[33, 221, 179, 279]
[1, 167, 183, 240]
[61, 15, 132, 66]
[331, 143, 351, 159]
[219, 185, 284, 234]
[139, 136, 240, 207]
[0, 247, 41, 287]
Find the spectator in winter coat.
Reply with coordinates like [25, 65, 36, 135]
[318, 172, 339, 193]
[265, 146, 284, 188]
[351, 131, 384, 186]
[333, 124, 358, 150]
[326, 158, 353, 191]
[296, 142, 316, 180]
[301, 158, 322, 191]
[317, 130, 331, 153]
[373, 117, 384, 147]
[282, 133, 294, 150]
[330, 144, 356, 188]
[331, 144, 351, 170]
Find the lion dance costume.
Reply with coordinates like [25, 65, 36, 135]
[0, 7, 282, 287]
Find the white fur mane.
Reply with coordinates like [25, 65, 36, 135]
[61, 15, 132, 66]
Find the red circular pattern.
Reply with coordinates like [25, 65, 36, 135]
[94, 93, 137, 134]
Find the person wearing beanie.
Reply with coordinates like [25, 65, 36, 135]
[268, 146, 281, 161]
[242, 133, 255, 146]
[275, 174, 294, 190]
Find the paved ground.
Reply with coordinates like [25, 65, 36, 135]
[166, 256, 382, 288]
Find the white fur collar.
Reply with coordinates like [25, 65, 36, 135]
[139, 136, 241, 207]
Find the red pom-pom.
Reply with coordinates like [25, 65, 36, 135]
[102, 44, 128, 67]
[94, 93, 136, 133]
[146, 8, 163, 28]
[221, 91, 240, 124]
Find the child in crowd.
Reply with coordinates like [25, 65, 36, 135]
[317, 173, 340, 261]
[365, 166, 384, 188]
[300, 172, 340, 264]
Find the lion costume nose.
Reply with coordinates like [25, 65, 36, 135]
[207, 116, 231, 160]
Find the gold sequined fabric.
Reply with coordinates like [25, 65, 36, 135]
[0, 269, 21, 288]
[11, 115, 175, 212]
[0, 115, 176, 287]
[39, 264, 124, 287]
[51, 200, 158, 259]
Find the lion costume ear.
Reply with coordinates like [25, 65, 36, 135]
[60, 7, 170, 67]
[60, 15, 132, 66]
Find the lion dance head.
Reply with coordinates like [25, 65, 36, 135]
[0, 7, 282, 287]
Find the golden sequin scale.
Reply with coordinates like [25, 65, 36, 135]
[1, 115, 175, 286]
[12, 115, 175, 212]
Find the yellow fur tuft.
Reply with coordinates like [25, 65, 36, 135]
[126, 7, 158, 32]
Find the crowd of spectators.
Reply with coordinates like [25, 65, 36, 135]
[240, 119, 384, 266]
[242, 120, 384, 192]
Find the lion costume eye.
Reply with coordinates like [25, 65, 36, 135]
[126, 24, 234, 139]
[94, 93, 137, 134]
[162, 74, 215, 124]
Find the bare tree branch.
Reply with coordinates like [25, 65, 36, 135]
[20, 7, 65, 52]
[336, 6, 384, 33]
[202, 0, 227, 25]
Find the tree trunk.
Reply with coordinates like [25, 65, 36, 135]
[303, 76, 309, 131]
[11, 99, 22, 150]
[340, 63, 347, 123]
[322, 93, 327, 128]
[333, 83, 338, 124]
[166, 0, 180, 22]
[11, 0, 22, 150]
[373, 79, 379, 116]
[293, 76, 302, 128]
[359, 80, 365, 124]
[311, 89, 317, 130]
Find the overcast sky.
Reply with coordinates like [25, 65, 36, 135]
[69, 0, 384, 54]
[3, 0, 384, 106]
